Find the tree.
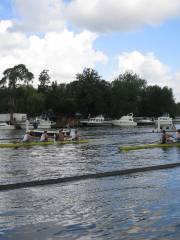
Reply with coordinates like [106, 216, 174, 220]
[111, 72, 146, 117]
[175, 102, 180, 116]
[38, 69, 51, 92]
[46, 83, 69, 115]
[0, 64, 34, 123]
[0, 88, 9, 113]
[15, 86, 46, 115]
[140, 85, 176, 117]
[74, 68, 111, 115]
[0, 64, 34, 88]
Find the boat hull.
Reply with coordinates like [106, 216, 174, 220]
[80, 115, 112, 127]
[81, 122, 112, 126]
[0, 124, 15, 130]
[112, 121, 137, 126]
[80, 120, 112, 126]
[0, 127, 15, 130]
[137, 120, 154, 126]
[0, 139, 91, 149]
[119, 142, 180, 151]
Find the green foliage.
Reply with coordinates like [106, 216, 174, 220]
[0, 66, 179, 118]
[175, 103, 180, 116]
[38, 69, 50, 92]
[74, 68, 111, 115]
[0, 88, 9, 112]
[139, 85, 176, 117]
[45, 83, 72, 114]
[111, 72, 146, 117]
[15, 86, 45, 114]
[0, 64, 34, 122]
[0, 64, 34, 89]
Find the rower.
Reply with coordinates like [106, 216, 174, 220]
[161, 130, 174, 143]
[40, 130, 48, 142]
[58, 130, 65, 141]
[70, 129, 80, 140]
[74, 130, 80, 140]
[175, 129, 180, 142]
[161, 130, 166, 143]
[22, 131, 32, 142]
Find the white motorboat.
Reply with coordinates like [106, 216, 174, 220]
[19, 117, 56, 130]
[34, 118, 56, 129]
[153, 114, 175, 132]
[154, 114, 173, 126]
[80, 115, 112, 126]
[137, 118, 154, 126]
[112, 113, 137, 126]
[27, 128, 76, 139]
[173, 116, 180, 124]
[0, 122, 15, 130]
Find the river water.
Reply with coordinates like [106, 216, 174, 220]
[0, 126, 180, 239]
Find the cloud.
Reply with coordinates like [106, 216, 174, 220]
[11, 0, 66, 32]
[1, 1, 180, 103]
[118, 51, 172, 86]
[0, 20, 12, 33]
[115, 51, 180, 101]
[6, 0, 180, 33]
[0, 23, 107, 85]
[67, 0, 180, 32]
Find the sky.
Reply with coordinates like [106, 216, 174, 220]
[0, 0, 180, 101]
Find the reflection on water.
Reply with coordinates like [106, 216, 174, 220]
[0, 126, 180, 239]
[1, 169, 180, 239]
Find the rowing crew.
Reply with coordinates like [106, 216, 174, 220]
[22, 129, 80, 142]
[161, 129, 180, 143]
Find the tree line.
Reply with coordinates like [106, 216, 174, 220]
[0, 64, 179, 121]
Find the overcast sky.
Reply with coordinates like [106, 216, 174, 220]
[0, 0, 180, 101]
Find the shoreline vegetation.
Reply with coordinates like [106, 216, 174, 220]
[0, 64, 180, 125]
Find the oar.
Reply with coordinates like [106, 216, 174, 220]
[0, 137, 21, 141]
[149, 139, 162, 144]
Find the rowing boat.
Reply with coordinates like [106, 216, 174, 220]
[0, 139, 91, 149]
[119, 142, 180, 151]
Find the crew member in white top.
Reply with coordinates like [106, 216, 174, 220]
[40, 131, 48, 142]
[22, 132, 32, 142]
[70, 129, 80, 140]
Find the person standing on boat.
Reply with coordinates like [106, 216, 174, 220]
[22, 131, 32, 142]
[40, 130, 48, 142]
